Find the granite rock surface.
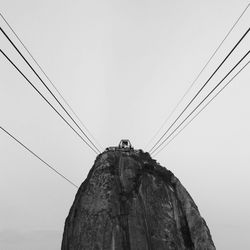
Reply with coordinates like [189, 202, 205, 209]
[62, 150, 215, 250]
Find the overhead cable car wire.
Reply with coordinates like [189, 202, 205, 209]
[0, 49, 99, 155]
[0, 12, 103, 151]
[153, 59, 250, 157]
[151, 49, 250, 155]
[149, 27, 250, 153]
[0, 26, 101, 154]
[145, 3, 250, 150]
[0, 126, 79, 189]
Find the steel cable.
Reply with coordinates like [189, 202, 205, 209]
[153, 59, 250, 157]
[0, 49, 99, 154]
[0, 12, 103, 151]
[145, 4, 250, 150]
[0, 26, 101, 154]
[0, 126, 79, 189]
[149, 27, 250, 153]
[151, 49, 250, 155]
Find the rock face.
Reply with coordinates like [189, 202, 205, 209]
[62, 150, 215, 250]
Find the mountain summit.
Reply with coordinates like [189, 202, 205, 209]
[62, 147, 215, 249]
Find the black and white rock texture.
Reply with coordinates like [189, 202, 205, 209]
[62, 149, 215, 250]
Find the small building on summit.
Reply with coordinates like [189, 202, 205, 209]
[105, 139, 134, 152]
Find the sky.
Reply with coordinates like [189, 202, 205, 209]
[0, 0, 250, 249]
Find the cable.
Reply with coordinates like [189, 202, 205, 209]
[0, 12, 103, 151]
[151, 49, 250, 155]
[0, 126, 79, 189]
[150, 27, 250, 153]
[145, 3, 250, 150]
[0, 26, 101, 154]
[0, 49, 99, 155]
[149, 27, 250, 153]
[153, 59, 250, 157]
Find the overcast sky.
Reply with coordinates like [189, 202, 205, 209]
[0, 0, 250, 249]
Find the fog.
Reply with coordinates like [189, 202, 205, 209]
[1, 0, 250, 249]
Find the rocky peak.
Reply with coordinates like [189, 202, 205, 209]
[62, 149, 215, 250]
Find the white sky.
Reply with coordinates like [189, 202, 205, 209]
[0, 0, 250, 249]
